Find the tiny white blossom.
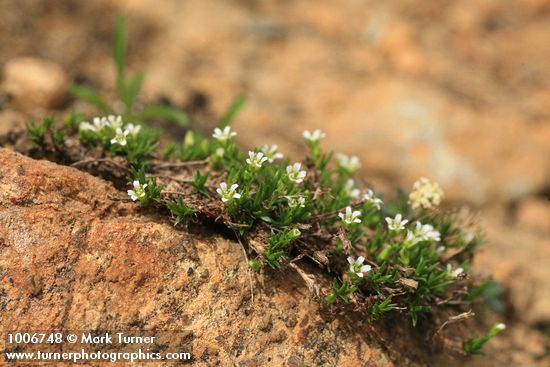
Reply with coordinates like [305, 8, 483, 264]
[246, 151, 268, 168]
[287, 195, 306, 208]
[495, 323, 506, 331]
[260, 144, 284, 162]
[110, 127, 129, 146]
[347, 256, 371, 278]
[385, 213, 408, 231]
[464, 232, 475, 243]
[339, 206, 362, 225]
[212, 126, 237, 142]
[107, 115, 124, 129]
[215, 148, 225, 157]
[436, 245, 446, 254]
[409, 177, 444, 210]
[286, 163, 307, 183]
[344, 179, 361, 200]
[363, 189, 383, 210]
[414, 222, 441, 242]
[127, 180, 148, 201]
[336, 153, 361, 172]
[447, 264, 464, 278]
[92, 116, 109, 130]
[79, 116, 109, 132]
[405, 223, 440, 245]
[79, 121, 96, 132]
[405, 229, 419, 245]
[125, 123, 141, 135]
[216, 182, 241, 203]
[302, 129, 326, 142]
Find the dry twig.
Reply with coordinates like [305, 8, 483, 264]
[71, 158, 130, 173]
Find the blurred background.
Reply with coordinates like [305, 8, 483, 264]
[0, 0, 548, 362]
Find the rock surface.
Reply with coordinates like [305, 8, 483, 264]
[0, 148, 397, 366]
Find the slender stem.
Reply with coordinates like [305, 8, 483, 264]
[152, 175, 216, 189]
[150, 175, 194, 184]
[152, 159, 209, 170]
[161, 190, 186, 196]
[71, 158, 129, 172]
[235, 232, 255, 304]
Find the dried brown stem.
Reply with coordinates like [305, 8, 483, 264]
[236, 234, 255, 304]
[151, 159, 209, 170]
[288, 262, 320, 297]
[71, 158, 130, 172]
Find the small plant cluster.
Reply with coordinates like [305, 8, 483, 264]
[26, 114, 505, 354]
[27, 114, 80, 149]
[78, 114, 159, 164]
[23, 14, 506, 357]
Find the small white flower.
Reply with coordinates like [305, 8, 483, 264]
[246, 151, 268, 168]
[286, 163, 307, 183]
[287, 195, 306, 208]
[415, 222, 441, 242]
[80, 116, 109, 132]
[216, 182, 241, 203]
[92, 116, 109, 130]
[339, 206, 362, 225]
[110, 127, 129, 146]
[336, 153, 361, 172]
[347, 256, 371, 278]
[212, 126, 237, 142]
[495, 323, 506, 331]
[447, 264, 464, 278]
[79, 121, 96, 132]
[405, 222, 441, 245]
[405, 229, 419, 245]
[302, 129, 326, 142]
[344, 179, 361, 200]
[385, 213, 408, 231]
[107, 115, 124, 129]
[125, 123, 141, 135]
[409, 177, 444, 210]
[215, 147, 225, 157]
[363, 189, 383, 210]
[260, 144, 284, 162]
[436, 246, 446, 254]
[127, 180, 148, 201]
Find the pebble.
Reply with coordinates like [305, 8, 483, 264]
[2, 57, 69, 109]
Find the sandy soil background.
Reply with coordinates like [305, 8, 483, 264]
[0, 0, 548, 365]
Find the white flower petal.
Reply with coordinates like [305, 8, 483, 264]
[360, 265, 371, 273]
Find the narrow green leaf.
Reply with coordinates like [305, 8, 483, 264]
[219, 95, 246, 128]
[70, 84, 111, 113]
[121, 71, 145, 112]
[138, 104, 190, 127]
[114, 13, 127, 80]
